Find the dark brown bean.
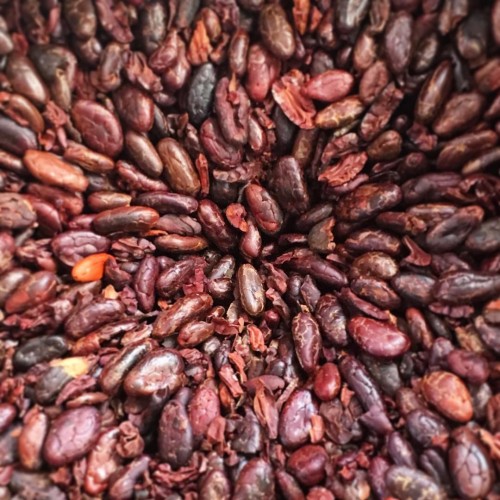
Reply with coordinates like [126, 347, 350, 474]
[313, 363, 341, 401]
[65, 299, 125, 338]
[287, 445, 327, 487]
[269, 156, 310, 215]
[18, 408, 49, 470]
[233, 458, 275, 500]
[416, 60, 454, 124]
[113, 84, 154, 133]
[0, 115, 38, 155]
[158, 393, 193, 468]
[384, 12, 413, 74]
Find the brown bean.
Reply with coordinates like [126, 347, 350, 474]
[313, 363, 341, 401]
[259, 3, 296, 60]
[287, 445, 328, 487]
[238, 264, 265, 316]
[92, 206, 159, 234]
[421, 371, 473, 423]
[43, 407, 101, 467]
[99, 340, 153, 395]
[0, 193, 36, 229]
[348, 317, 410, 358]
[432, 92, 486, 137]
[5, 271, 58, 314]
[123, 348, 184, 397]
[71, 100, 123, 158]
[24, 150, 88, 192]
[292, 312, 322, 374]
[153, 293, 213, 339]
[157, 138, 201, 196]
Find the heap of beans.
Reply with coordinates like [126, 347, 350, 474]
[0, 0, 499, 498]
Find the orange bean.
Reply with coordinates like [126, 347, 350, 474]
[71, 253, 113, 282]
